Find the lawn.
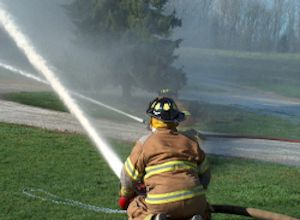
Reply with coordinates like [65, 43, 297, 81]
[3, 92, 68, 112]
[178, 47, 300, 98]
[186, 101, 300, 140]
[0, 122, 299, 219]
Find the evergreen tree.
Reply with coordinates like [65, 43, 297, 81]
[65, 0, 186, 98]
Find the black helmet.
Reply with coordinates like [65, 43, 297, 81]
[146, 97, 185, 123]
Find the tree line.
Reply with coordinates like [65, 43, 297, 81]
[173, 0, 300, 53]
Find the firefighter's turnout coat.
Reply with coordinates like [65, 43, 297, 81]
[120, 127, 210, 220]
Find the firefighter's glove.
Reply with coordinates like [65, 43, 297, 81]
[119, 186, 134, 210]
[134, 182, 146, 195]
[118, 196, 131, 210]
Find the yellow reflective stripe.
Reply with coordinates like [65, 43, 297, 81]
[124, 157, 141, 181]
[144, 161, 197, 179]
[145, 186, 205, 205]
[198, 157, 209, 174]
[146, 160, 197, 172]
[144, 215, 153, 220]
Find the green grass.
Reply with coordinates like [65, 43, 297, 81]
[185, 101, 300, 140]
[178, 47, 300, 98]
[179, 48, 300, 61]
[208, 157, 300, 220]
[0, 122, 299, 219]
[0, 122, 127, 220]
[3, 92, 68, 112]
[2, 91, 143, 123]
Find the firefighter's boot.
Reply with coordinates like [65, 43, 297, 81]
[152, 213, 168, 220]
[190, 215, 203, 220]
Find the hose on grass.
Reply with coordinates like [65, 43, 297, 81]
[23, 188, 299, 219]
[210, 204, 299, 220]
[22, 188, 125, 214]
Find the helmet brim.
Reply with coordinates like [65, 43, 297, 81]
[147, 111, 186, 123]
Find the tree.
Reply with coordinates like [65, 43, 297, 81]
[285, 0, 297, 52]
[65, 0, 186, 98]
[297, 1, 300, 51]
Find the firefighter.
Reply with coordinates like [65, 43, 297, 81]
[119, 97, 211, 220]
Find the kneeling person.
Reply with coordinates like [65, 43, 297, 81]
[119, 97, 211, 220]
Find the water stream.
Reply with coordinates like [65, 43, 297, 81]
[0, 4, 123, 178]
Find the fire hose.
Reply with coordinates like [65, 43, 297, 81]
[23, 187, 299, 219]
[210, 204, 299, 220]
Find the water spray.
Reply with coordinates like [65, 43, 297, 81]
[0, 61, 48, 84]
[0, 61, 145, 124]
[0, 5, 122, 178]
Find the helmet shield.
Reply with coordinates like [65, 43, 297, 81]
[146, 97, 185, 123]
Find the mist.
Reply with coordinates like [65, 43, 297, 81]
[168, 0, 300, 123]
[1, 0, 300, 128]
[0, 1, 140, 115]
[0, 0, 105, 90]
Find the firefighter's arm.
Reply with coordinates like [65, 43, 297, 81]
[199, 164, 211, 189]
[119, 167, 135, 210]
[197, 147, 211, 189]
[119, 141, 145, 209]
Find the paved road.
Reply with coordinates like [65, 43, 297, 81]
[0, 99, 145, 141]
[203, 136, 300, 166]
[1, 99, 299, 167]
